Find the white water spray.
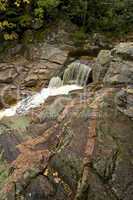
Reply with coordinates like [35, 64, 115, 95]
[0, 84, 82, 120]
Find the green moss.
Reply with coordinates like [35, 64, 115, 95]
[34, 29, 46, 42]
[50, 151, 83, 189]
[0, 152, 8, 190]
[22, 30, 34, 44]
[71, 29, 87, 46]
[2, 115, 31, 131]
[4, 95, 17, 107]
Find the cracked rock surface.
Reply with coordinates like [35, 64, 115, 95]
[0, 42, 132, 200]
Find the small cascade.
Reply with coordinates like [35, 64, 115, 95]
[63, 61, 92, 86]
[48, 76, 62, 88]
[0, 61, 92, 119]
[63, 62, 79, 85]
[0, 85, 82, 119]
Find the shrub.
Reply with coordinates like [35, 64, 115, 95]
[0, 0, 133, 42]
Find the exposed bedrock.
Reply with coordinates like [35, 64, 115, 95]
[0, 42, 132, 200]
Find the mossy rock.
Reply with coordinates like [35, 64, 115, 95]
[0, 152, 9, 191]
[71, 29, 87, 47]
[50, 151, 83, 190]
[40, 97, 70, 122]
[1, 115, 31, 131]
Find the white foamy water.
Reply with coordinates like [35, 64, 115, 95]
[0, 85, 82, 120]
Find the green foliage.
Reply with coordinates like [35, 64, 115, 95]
[0, 0, 133, 42]
[0, 0, 60, 41]
[37, 0, 60, 9]
[34, 0, 60, 19]
[72, 29, 87, 46]
[61, 0, 133, 34]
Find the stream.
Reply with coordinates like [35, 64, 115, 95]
[0, 84, 82, 120]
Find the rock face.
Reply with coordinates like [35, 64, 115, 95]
[0, 42, 132, 200]
[0, 64, 18, 83]
[93, 50, 112, 82]
[0, 43, 70, 108]
[104, 60, 133, 85]
[111, 42, 133, 60]
[0, 20, 82, 108]
[115, 87, 133, 119]
[88, 88, 133, 200]
[93, 42, 133, 85]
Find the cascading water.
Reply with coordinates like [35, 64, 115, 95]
[48, 76, 62, 88]
[0, 84, 82, 119]
[63, 61, 92, 86]
[0, 61, 91, 120]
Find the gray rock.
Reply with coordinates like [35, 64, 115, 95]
[92, 33, 113, 49]
[103, 60, 133, 85]
[93, 43, 133, 85]
[115, 87, 133, 119]
[24, 74, 38, 87]
[39, 97, 70, 122]
[90, 89, 133, 200]
[0, 64, 18, 83]
[111, 42, 133, 60]
[93, 50, 112, 82]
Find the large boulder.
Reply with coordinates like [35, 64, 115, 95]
[93, 50, 112, 82]
[87, 88, 133, 200]
[103, 59, 133, 85]
[93, 43, 133, 85]
[111, 42, 133, 60]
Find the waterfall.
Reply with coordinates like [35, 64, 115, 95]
[0, 61, 91, 119]
[63, 61, 92, 86]
[48, 76, 62, 88]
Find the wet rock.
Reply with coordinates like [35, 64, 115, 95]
[0, 41, 133, 200]
[0, 85, 132, 200]
[39, 97, 70, 122]
[0, 22, 77, 104]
